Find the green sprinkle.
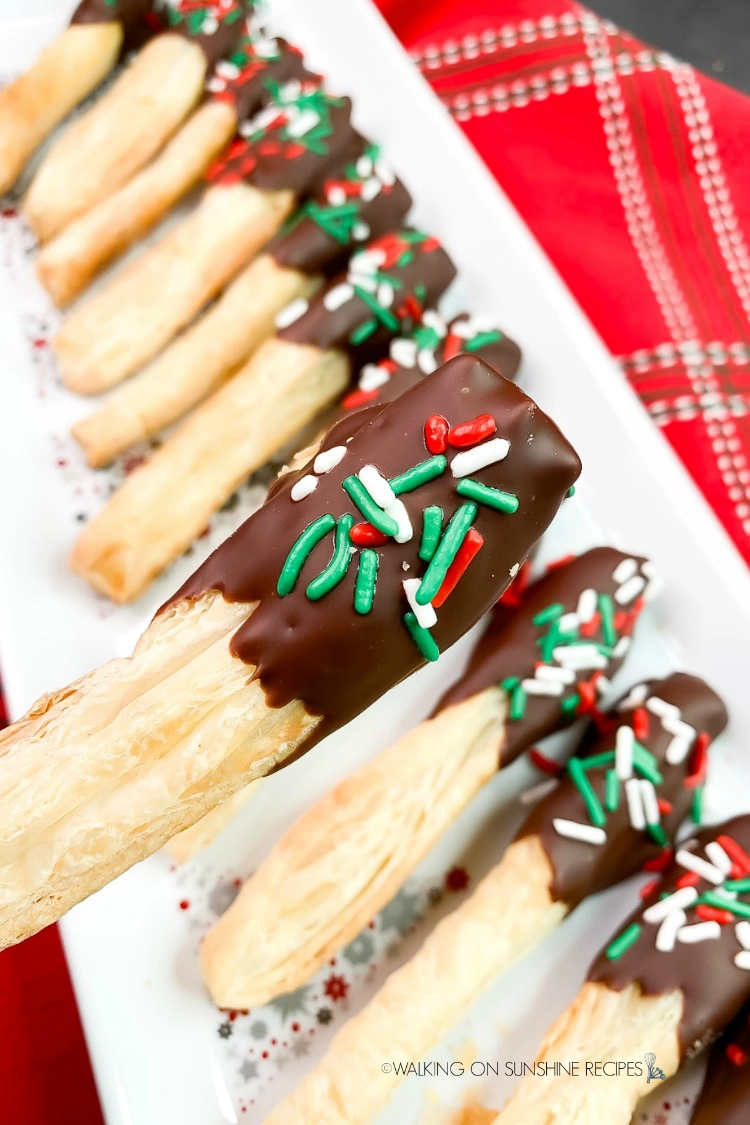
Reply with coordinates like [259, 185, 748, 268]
[277, 514, 336, 596]
[566, 485, 576, 498]
[561, 692, 580, 715]
[306, 516, 355, 600]
[605, 769, 620, 812]
[404, 612, 440, 662]
[510, 683, 527, 721]
[456, 478, 519, 513]
[692, 785, 703, 824]
[698, 893, 750, 920]
[633, 743, 664, 786]
[598, 593, 617, 648]
[581, 751, 617, 772]
[353, 549, 379, 615]
[568, 757, 606, 827]
[539, 622, 562, 664]
[390, 456, 447, 496]
[500, 676, 520, 693]
[342, 475, 399, 537]
[419, 506, 443, 562]
[647, 824, 669, 847]
[532, 603, 564, 627]
[605, 923, 642, 961]
[465, 330, 502, 351]
[724, 877, 750, 893]
[416, 502, 477, 606]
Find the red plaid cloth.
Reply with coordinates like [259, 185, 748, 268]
[3, 1, 750, 1120]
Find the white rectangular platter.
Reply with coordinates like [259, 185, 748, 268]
[2, 2, 750, 1123]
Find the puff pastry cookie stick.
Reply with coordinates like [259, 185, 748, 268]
[36, 33, 308, 308]
[690, 1000, 750, 1124]
[70, 228, 456, 602]
[24, 1, 253, 242]
[71, 145, 412, 467]
[499, 812, 750, 1124]
[55, 75, 356, 394]
[0, 354, 579, 949]
[0, 0, 153, 194]
[201, 547, 652, 1008]
[264, 673, 727, 1125]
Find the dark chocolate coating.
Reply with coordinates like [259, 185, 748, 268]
[590, 814, 750, 1060]
[165, 2, 251, 68]
[161, 355, 581, 753]
[267, 162, 412, 278]
[520, 672, 728, 905]
[278, 230, 457, 362]
[71, 0, 152, 32]
[438, 546, 647, 764]
[691, 1004, 750, 1125]
[210, 38, 309, 122]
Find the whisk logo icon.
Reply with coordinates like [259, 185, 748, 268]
[644, 1052, 666, 1083]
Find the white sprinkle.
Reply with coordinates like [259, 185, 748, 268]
[313, 445, 347, 475]
[520, 778, 559, 805]
[377, 282, 395, 308]
[290, 474, 318, 502]
[613, 636, 631, 658]
[509, 562, 520, 578]
[417, 347, 438, 375]
[576, 588, 597, 624]
[275, 297, 309, 329]
[666, 735, 692, 765]
[625, 777, 645, 830]
[646, 696, 681, 721]
[385, 498, 412, 543]
[355, 155, 373, 177]
[705, 841, 733, 876]
[552, 645, 608, 671]
[736, 921, 750, 950]
[374, 161, 395, 186]
[215, 60, 240, 80]
[352, 222, 370, 242]
[618, 683, 648, 710]
[323, 283, 354, 311]
[422, 309, 447, 334]
[358, 364, 390, 392]
[596, 675, 612, 696]
[559, 612, 579, 633]
[201, 14, 219, 34]
[643, 886, 699, 924]
[521, 678, 564, 697]
[401, 561, 410, 572]
[616, 726, 635, 780]
[390, 338, 418, 368]
[640, 779, 661, 826]
[450, 438, 510, 478]
[552, 819, 607, 845]
[656, 909, 687, 952]
[675, 848, 725, 885]
[285, 107, 320, 138]
[534, 665, 576, 685]
[358, 464, 395, 509]
[351, 248, 384, 275]
[734, 951, 750, 971]
[326, 185, 347, 207]
[615, 575, 647, 604]
[403, 578, 436, 628]
[613, 557, 638, 583]
[677, 921, 722, 944]
[361, 177, 382, 203]
[662, 718, 694, 743]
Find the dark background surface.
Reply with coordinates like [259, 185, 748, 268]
[595, 0, 750, 93]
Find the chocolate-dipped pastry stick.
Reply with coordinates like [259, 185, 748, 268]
[36, 32, 307, 307]
[70, 228, 456, 602]
[263, 674, 727, 1125]
[24, 0, 253, 242]
[54, 75, 355, 394]
[71, 146, 412, 467]
[200, 548, 652, 1009]
[0, 0, 153, 195]
[690, 1002, 750, 1125]
[501, 812, 750, 1125]
[0, 355, 579, 948]
[166, 779, 261, 863]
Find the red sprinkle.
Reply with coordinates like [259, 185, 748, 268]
[676, 871, 701, 889]
[442, 332, 462, 361]
[546, 553, 577, 571]
[726, 1044, 748, 1067]
[640, 878, 661, 900]
[719, 835, 750, 877]
[342, 387, 379, 410]
[684, 735, 709, 788]
[433, 528, 484, 608]
[579, 612, 600, 638]
[448, 413, 497, 448]
[529, 748, 563, 776]
[576, 680, 597, 714]
[633, 707, 650, 741]
[696, 905, 734, 925]
[350, 522, 389, 547]
[643, 848, 674, 872]
[657, 798, 673, 815]
[424, 414, 449, 454]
